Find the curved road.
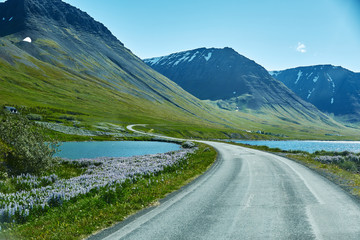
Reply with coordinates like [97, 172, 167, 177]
[90, 125, 360, 239]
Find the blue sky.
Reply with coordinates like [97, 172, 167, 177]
[4, 0, 360, 71]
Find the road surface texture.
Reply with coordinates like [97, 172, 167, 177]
[89, 126, 360, 240]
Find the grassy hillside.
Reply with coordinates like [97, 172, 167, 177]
[1, 39, 360, 141]
[0, 3, 359, 140]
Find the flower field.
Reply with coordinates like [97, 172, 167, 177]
[0, 149, 194, 224]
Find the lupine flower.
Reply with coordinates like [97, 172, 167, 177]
[0, 148, 194, 224]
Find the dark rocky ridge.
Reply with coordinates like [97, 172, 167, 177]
[0, 0, 26, 37]
[0, 0, 119, 43]
[271, 65, 360, 122]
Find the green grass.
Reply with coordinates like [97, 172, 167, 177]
[2, 35, 360, 140]
[0, 159, 85, 194]
[51, 162, 86, 180]
[1, 143, 217, 240]
[134, 124, 275, 140]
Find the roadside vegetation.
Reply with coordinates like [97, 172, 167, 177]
[0, 113, 59, 175]
[3, 105, 359, 239]
[233, 143, 360, 198]
[0, 119, 217, 240]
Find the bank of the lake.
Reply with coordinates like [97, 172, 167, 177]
[231, 141, 360, 202]
[2, 143, 217, 240]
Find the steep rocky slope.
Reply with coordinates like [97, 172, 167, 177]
[144, 47, 330, 123]
[271, 65, 360, 122]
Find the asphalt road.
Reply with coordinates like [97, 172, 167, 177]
[90, 126, 360, 240]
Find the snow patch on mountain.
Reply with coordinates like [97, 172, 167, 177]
[269, 71, 280, 77]
[327, 73, 336, 92]
[313, 76, 319, 83]
[331, 97, 334, 104]
[204, 52, 212, 61]
[22, 37, 32, 43]
[327, 73, 333, 82]
[295, 70, 303, 84]
[307, 88, 315, 99]
[174, 52, 190, 66]
[145, 57, 163, 66]
[188, 52, 198, 62]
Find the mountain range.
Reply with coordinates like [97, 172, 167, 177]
[0, 0, 239, 137]
[0, 0, 357, 139]
[144, 48, 335, 124]
[270, 66, 360, 122]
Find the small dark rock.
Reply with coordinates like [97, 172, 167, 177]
[182, 141, 195, 149]
[203, 147, 211, 152]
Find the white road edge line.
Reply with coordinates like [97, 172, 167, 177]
[124, 124, 325, 240]
[306, 206, 324, 240]
[273, 155, 324, 205]
[273, 155, 325, 240]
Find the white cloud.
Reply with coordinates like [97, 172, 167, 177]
[296, 42, 307, 53]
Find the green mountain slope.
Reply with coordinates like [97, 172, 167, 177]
[143, 48, 360, 139]
[0, 0, 359, 140]
[0, 0, 233, 133]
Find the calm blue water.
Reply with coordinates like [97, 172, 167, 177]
[233, 140, 360, 153]
[55, 141, 181, 159]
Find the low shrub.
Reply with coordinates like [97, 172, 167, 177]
[182, 141, 196, 149]
[315, 155, 344, 164]
[347, 154, 360, 163]
[26, 114, 42, 121]
[0, 113, 59, 175]
[59, 115, 75, 121]
[0, 139, 13, 162]
[338, 161, 358, 173]
[100, 188, 118, 204]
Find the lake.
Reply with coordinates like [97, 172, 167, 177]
[55, 141, 181, 159]
[233, 140, 360, 153]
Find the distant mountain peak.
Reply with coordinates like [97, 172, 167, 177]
[271, 65, 360, 121]
[144, 47, 261, 76]
[145, 47, 216, 66]
[144, 48, 271, 102]
[144, 47, 324, 120]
